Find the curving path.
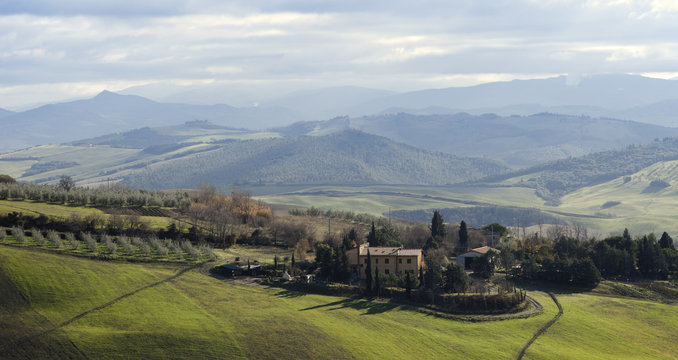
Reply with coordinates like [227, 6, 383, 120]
[516, 292, 563, 360]
[203, 260, 545, 321]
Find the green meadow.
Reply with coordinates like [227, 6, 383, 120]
[0, 199, 174, 230]
[2, 245, 677, 359]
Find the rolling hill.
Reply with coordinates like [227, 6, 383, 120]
[121, 130, 509, 189]
[481, 137, 678, 204]
[275, 113, 678, 168]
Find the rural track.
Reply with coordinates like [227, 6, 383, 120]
[3, 263, 199, 352]
[516, 292, 563, 360]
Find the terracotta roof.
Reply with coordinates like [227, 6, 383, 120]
[360, 247, 400, 256]
[358, 246, 422, 257]
[398, 249, 423, 256]
[470, 246, 500, 255]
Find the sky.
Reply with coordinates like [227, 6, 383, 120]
[2, 0, 678, 110]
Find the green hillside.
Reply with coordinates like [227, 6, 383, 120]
[553, 159, 678, 233]
[2, 242, 678, 358]
[121, 130, 508, 189]
[484, 137, 678, 204]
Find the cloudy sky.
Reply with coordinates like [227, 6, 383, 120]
[2, 0, 678, 109]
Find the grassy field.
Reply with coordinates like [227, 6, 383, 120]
[0, 199, 175, 230]
[525, 290, 678, 359]
[2, 245, 677, 359]
[257, 184, 544, 216]
[557, 160, 678, 234]
[258, 178, 678, 235]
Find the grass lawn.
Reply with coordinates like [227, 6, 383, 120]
[216, 245, 296, 264]
[525, 291, 678, 359]
[0, 199, 106, 219]
[0, 199, 176, 231]
[2, 246, 676, 359]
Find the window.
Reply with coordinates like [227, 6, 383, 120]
[385, 258, 389, 264]
[375, 259, 379, 264]
[407, 259, 412, 264]
[364, 259, 368, 264]
[398, 259, 402, 264]
[385, 269, 390, 274]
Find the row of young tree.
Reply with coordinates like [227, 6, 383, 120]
[0, 226, 216, 261]
[0, 179, 191, 208]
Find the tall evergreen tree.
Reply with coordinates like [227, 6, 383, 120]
[659, 232, 675, 249]
[365, 249, 373, 294]
[374, 266, 381, 297]
[367, 221, 378, 246]
[431, 210, 446, 238]
[623, 228, 632, 242]
[459, 220, 469, 253]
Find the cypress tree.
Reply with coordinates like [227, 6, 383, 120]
[623, 228, 632, 242]
[431, 210, 446, 238]
[459, 220, 469, 253]
[365, 249, 373, 294]
[374, 266, 381, 297]
[367, 221, 377, 246]
[659, 232, 674, 249]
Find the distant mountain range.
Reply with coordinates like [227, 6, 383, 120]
[0, 91, 304, 152]
[4, 74, 678, 154]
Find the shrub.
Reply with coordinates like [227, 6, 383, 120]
[140, 242, 151, 257]
[200, 244, 217, 261]
[149, 237, 168, 258]
[102, 234, 116, 254]
[31, 228, 46, 246]
[117, 236, 135, 255]
[82, 232, 98, 254]
[12, 227, 25, 244]
[46, 230, 62, 248]
[172, 241, 183, 260]
[66, 232, 80, 250]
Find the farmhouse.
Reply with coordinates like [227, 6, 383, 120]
[456, 246, 501, 270]
[346, 243, 423, 279]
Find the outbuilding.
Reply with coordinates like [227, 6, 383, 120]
[456, 246, 501, 270]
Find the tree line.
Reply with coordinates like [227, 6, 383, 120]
[0, 179, 191, 208]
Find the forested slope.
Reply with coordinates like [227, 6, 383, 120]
[485, 137, 678, 203]
[122, 130, 508, 189]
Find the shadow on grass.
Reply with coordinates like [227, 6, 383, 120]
[275, 289, 307, 298]
[299, 298, 399, 315]
[515, 279, 596, 295]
